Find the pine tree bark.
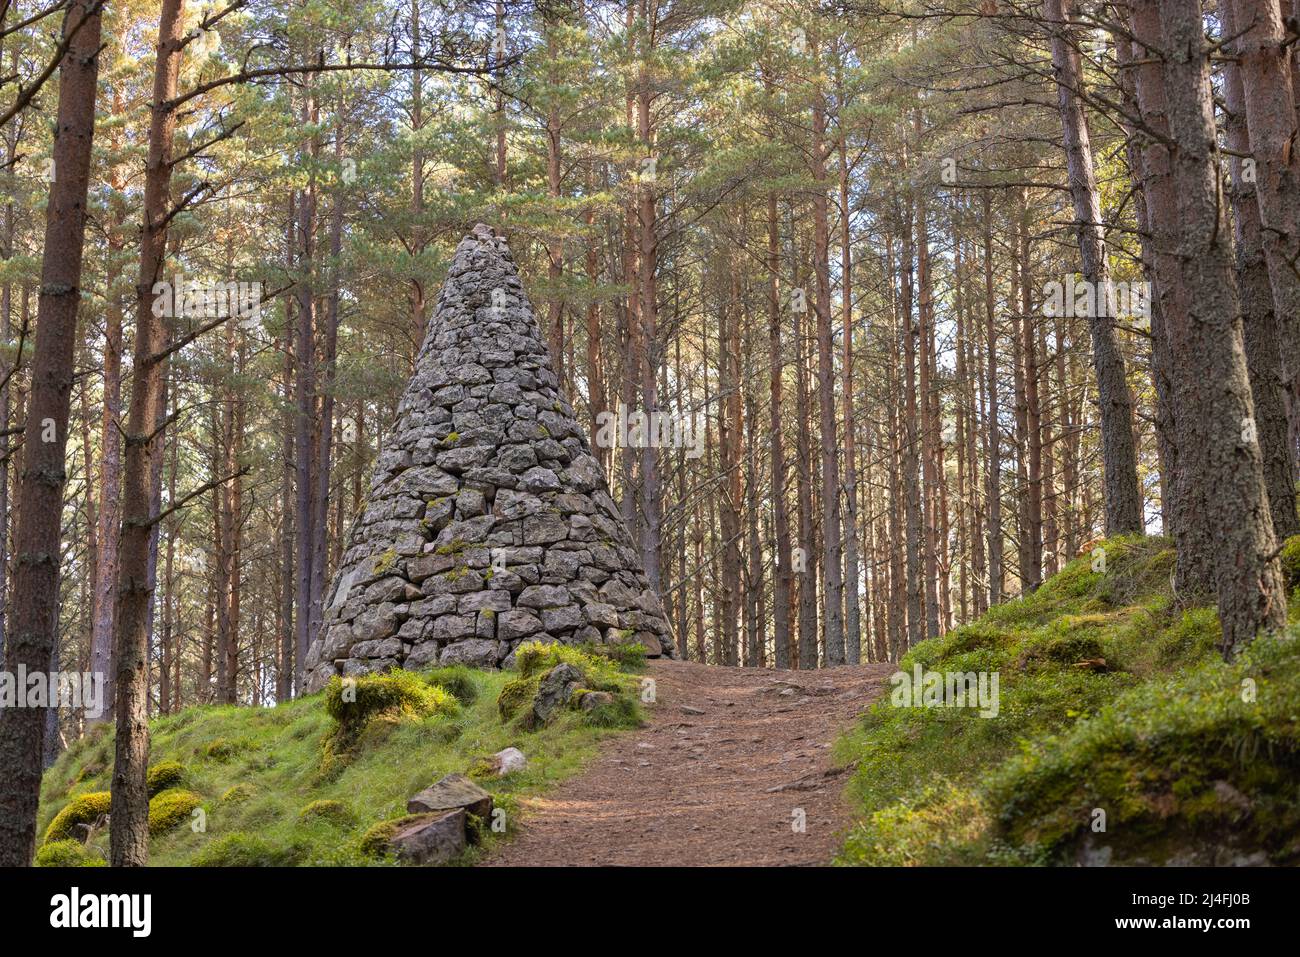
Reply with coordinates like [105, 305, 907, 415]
[113, 0, 185, 867]
[916, 193, 942, 635]
[812, 43, 844, 666]
[767, 189, 793, 669]
[1224, 0, 1300, 539]
[839, 133, 862, 664]
[981, 193, 1005, 605]
[1227, 0, 1300, 478]
[1045, 0, 1144, 536]
[0, 0, 103, 866]
[900, 198, 925, 648]
[89, 179, 125, 724]
[1147, 0, 1288, 657]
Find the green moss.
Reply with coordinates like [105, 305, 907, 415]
[299, 799, 356, 827]
[581, 694, 642, 729]
[580, 640, 647, 672]
[514, 640, 634, 692]
[372, 547, 399, 576]
[203, 738, 255, 762]
[499, 643, 641, 729]
[988, 632, 1300, 864]
[841, 781, 992, 867]
[1280, 534, 1300, 591]
[497, 674, 541, 723]
[43, 791, 111, 845]
[193, 832, 309, 867]
[220, 783, 255, 805]
[37, 637, 639, 867]
[358, 814, 430, 859]
[148, 788, 203, 836]
[325, 670, 457, 738]
[435, 538, 468, 556]
[321, 671, 458, 779]
[420, 665, 479, 705]
[146, 760, 186, 797]
[444, 431, 460, 444]
[836, 535, 1300, 867]
[35, 839, 107, 868]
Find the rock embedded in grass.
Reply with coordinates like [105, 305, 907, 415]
[388, 809, 467, 865]
[407, 773, 493, 820]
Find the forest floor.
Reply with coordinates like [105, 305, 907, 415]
[484, 659, 892, 866]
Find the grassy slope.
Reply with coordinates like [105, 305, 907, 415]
[38, 651, 642, 866]
[835, 535, 1300, 866]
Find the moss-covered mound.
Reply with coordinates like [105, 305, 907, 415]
[498, 641, 642, 730]
[220, 783, 255, 805]
[325, 670, 458, 739]
[990, 633, 1300, 865]
[148, 788, 204, 836]
[299, 799, 355, 827]
[837, 535, 1300, 866]
[38, 655, 644, 867]
[146, 760, 187, 797]
[35, 839, 107, 868]
[43, 791, 112, 845]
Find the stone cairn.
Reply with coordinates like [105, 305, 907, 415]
[304, 225, 675, 692]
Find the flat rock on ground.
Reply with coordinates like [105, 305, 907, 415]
[484, 659, 893, 866]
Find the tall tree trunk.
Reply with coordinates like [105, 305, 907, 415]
[1225, 0, 1300, 536]
[293, 83, 319, 695]
[635, 29, 663, 593]
[1228, 0, 1300, 480]
[813, 67, 844, 667]
[1127, 11, 1209, 590]
[89, 187, 124, 725]
[839, 133, 862, 664]
[113, 0, 184, 867]
[1046, 0, 1144, 535]
[900, 198, 924, 648]
[1222, 0, 1294, 540]
[768, 189, 793, 669]
[0, 0, 103, 866]
[1020, 194, 1043, 592]
[1147, 0, 1288, 657]
[981, 194, 1005, 605]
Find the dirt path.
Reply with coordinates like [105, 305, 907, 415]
[484, 659, 893, 866]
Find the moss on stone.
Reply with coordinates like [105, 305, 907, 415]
[497, 674, 542, 724]
[326, 671, 456, 735]
[357, 814, 432, 859]
[372, 547, 399, 577]
[202, 738, 254, 762]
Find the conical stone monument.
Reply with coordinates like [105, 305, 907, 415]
[304, 225, 676, 692]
